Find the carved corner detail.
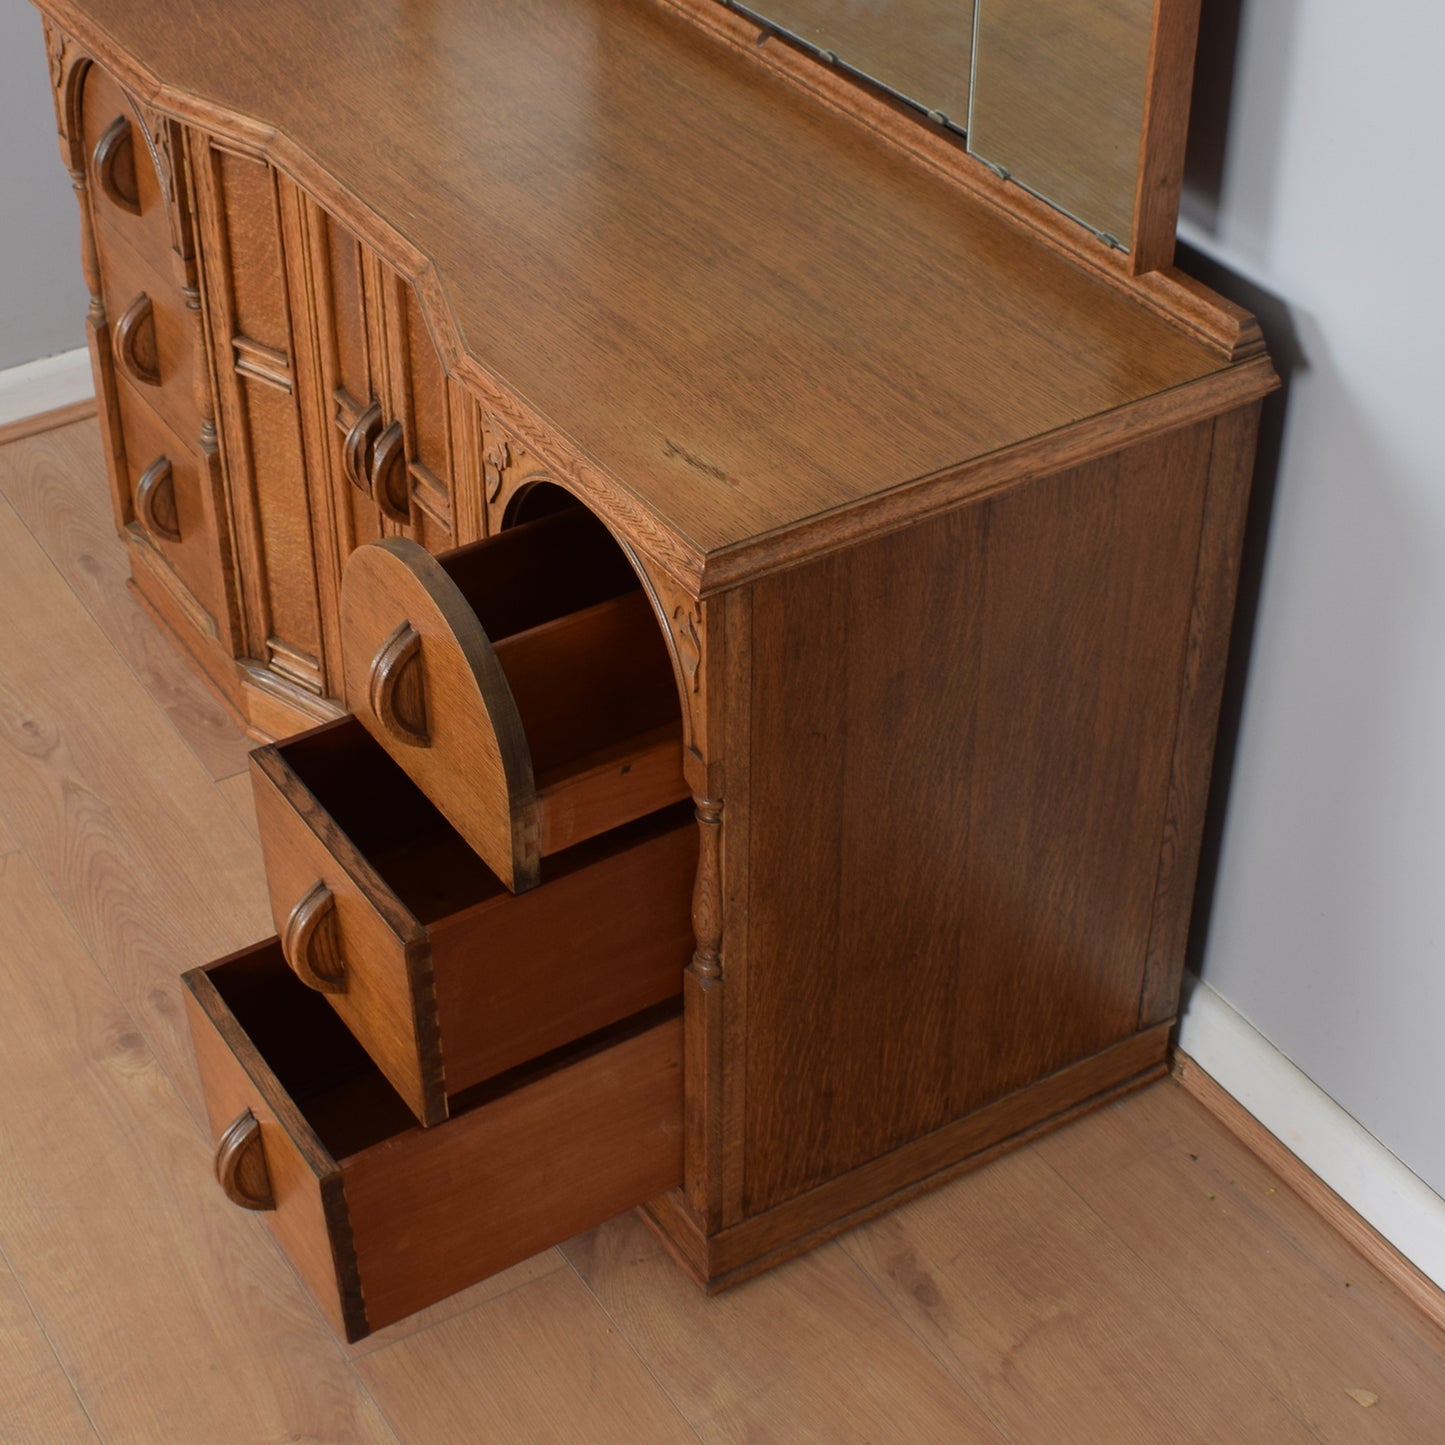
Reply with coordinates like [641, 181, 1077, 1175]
[483, 429, 511, 504]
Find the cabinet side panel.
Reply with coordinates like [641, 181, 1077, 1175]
[742, 423, 1213, 1213]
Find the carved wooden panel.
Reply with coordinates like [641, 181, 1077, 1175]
[191, 136, 326, 700]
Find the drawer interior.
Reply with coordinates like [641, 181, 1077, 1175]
[440, 502, 683, 790]
[275, 715, 694, 920]
[205, 942, 683, 1162]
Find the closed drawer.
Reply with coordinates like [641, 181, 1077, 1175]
[340, 503, 689, 892]
[185, 940, 682, 1341]
[114, 382, 223, 628]
[99, 227, 202, 444]
[81, 64, 187, 272]
[250, 715, 697, 1125]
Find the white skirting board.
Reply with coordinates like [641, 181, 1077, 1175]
[0, 347, 94, 428]
[1177, 971, 1445, 1292]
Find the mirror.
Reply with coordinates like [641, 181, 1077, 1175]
[728, 0, 1159, 249]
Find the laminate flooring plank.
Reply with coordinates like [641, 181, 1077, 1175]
[0, 850, 399, 1445]
[0, 422, 252, 781]
[1036, 1079, 1445, 1442]
[0, 799, 17, 856]
[216, 768, 260, 842]
[0, 1245, 97, 1444]
[566, 1214, 1010, 1443]
[0, 496, 270, 1122]
[842, 1141, 1321, 1445]
[347, 1250, 567, 1357]
[357, 1266, 699, 1443]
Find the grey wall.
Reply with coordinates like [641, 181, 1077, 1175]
[1183, 0, 1445, 1198]
[0, 3, 85, 371]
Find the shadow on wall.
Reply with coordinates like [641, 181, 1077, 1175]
[1180, 0, 1300, 244]
[1173, 240, 1299, 982]
[1172, 0, 1305, 982]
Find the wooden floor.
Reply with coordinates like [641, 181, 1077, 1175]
[2, 419, 1444, 1443]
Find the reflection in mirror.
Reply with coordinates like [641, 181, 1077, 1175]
[731, 0, 973, 129]
[967, 0, 1155, 244]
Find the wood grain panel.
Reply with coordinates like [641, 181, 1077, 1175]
[192, 137, 325, 693]
[567, 1213, 1009, 1442]
[1041, 1080, 1445, 1442]
[0, 495, 269, 1117]
[355, 1268, 697, 1442]
[0, 853, 394, 1441]
[343, 1010, 685, 1333]
[0, 422, 250, 780]
[844, 1137, 1318, 1442]
[743, 427, 1211, 1213]
[1141, 402, 1263, 1022]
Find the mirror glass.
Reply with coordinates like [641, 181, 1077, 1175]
[736, 0, 973, 128]
[969, 0, 1154, 245]
[727, 0, 1156, 247]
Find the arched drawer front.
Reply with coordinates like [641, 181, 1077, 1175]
[340, 504, 688, 893]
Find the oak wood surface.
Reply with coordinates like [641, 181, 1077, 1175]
[1141, 402, 1263, 1023]
[341, 1006, 685, 1335]
[567, 1213, 1011, 1442]
[216, 767, 259, 835]
[0, 489, 269, 1121]
[185, 944, 369, 1339]
[0, 1249, 95, 1443]
[356, 1267, 698, 1443]
[250, 730, 441, 1124]
[842, 1130, 1320, 1442]
[0, 854, 397, 1441]
[43, 0, 1252, 583]
[739, 424, 1211, 1213]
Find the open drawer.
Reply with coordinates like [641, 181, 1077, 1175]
[250, 715, 697, 1126]
[184, 940, 682, 1341]
[340, 504, 688, 891]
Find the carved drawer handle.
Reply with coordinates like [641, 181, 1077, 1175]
[370, 420, 410, 523]
[114, 292, 161, 387]
[369, 621, 430, 748]
[343, 400, 384, 492]
[281, 881, 347, 993]
[92, 114, 141, 215]
[134, 457, 181, 543]
[214, 1110, 274, 1211]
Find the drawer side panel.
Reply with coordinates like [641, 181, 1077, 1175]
[341, 1013, 683, 1333]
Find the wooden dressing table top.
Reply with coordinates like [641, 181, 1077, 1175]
[48, 0, 1253, 586]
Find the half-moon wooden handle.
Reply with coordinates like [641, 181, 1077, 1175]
[92, 114, 141, 214]
[281, 880, 347, 992]
[134, 457, 181, 542]
[214, 1110, 274, 1211]
[114, 292, 161, 387]
[344, 400, 384, 492]
[371, 420, 410, 522]
[368, 621, 430, 748]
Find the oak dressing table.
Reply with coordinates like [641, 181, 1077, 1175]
[35, 0, 1275, 1338]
